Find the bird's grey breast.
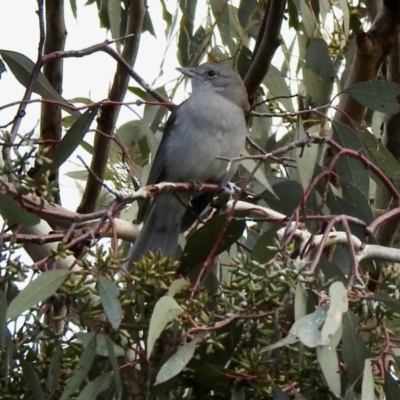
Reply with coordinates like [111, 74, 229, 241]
[164, 90, 247, 183]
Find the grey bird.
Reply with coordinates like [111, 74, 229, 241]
[127, 63, 249, 267]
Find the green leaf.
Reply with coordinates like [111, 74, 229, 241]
[375, 293, 400, 314]
[35, 106, 98, 177]
[0, 194, 40, 226]
[46, 345, 61, 393]
[20, 358, 45, 400]
[291, 121, 323, 189]
[6, 270, 69, 321]
[251, 226, 279, 264]
[332, 121, 369, 196]
[155, 339, 197, 385]
[384, 371, 400, 399]
[342, 311, 371, 388]
[344, 81, 400, 114]
[98, 278, 122, 330]
[108, 0, 121, 52]
[64, 170, 89, 180]
[294, 282, 308, 321]
[361, 359, 374, 400]
[147, 295, 183, 358]
[76, 372, 113, 400]
[114, 119, 158, 165]
[344, 386, 356, 400]
[302, 65, 333, 106]
[241, 155, 275, 194]
[77, 332, 125, 357]
[69, 0, 77, 18]
[273, 386, 291, 400]
[0, 291, 6, 350]
[143, 8, 156, 37]
[321, 282, 348, 343]
[59, 333, 97, 400]
[0, 50, 80, 118]
[263, 64, 295, 112]
[177, 0, 197, 66]
[352, 122, 400, 189]
[105, 335, 122, 399]
[306, 38, 335, 79]
[260, 179, 304, 215]
[168, 278, 190, 297]
[291, 306, 328, 348]
[316, 326, 342, 397]
[0, 59, 6, 77]
[180, 215, 245, 271]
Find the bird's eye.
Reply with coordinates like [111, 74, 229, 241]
[207, 70, 216, 78]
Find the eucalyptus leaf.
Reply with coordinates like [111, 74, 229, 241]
[6, 270, 69, 321]
[344, 81, 400, 114]
[59, 333, 97, 400]
[147, 295, 183, 358]
[155, 339, 197, 385]
[0, 50, 80, 117]
[98, 278, 122, 330]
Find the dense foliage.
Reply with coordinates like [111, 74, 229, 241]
[2, 0, 400, 399]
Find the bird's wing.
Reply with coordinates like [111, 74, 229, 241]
[146, 104, 182, 185]
[137, 104, 182, 222]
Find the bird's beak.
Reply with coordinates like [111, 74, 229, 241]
[176, 67, 196, 78]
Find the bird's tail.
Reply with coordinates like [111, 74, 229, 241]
[126, 196, 183, 268]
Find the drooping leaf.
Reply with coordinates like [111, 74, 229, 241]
[352, 122, 400, 189]
[147, 295, 183, 358]
[46, 345, 61, 393]
[344, 386, 356, 400]
[321, 282, 348, 343]
[342, 311, 371, 388]
[0, 194, 40, 226]
[20, 358, 45, 400]
[6, 270, 69, 321]
[59, 333, 97, 400]
[76, 372, 113, 400]
[35, 106, 99, 177]
[0, 290, 6, 350]
[260, 179, 304, 215]
[264, 64, 295, 112]
[155, 339, 197, 385]
[332, 121, 369, 197]
[306, 38, 335, 79]
[0, 50, 80, 117]
[98, 278, 122, 330]
[105, 335, 122, 398]
[375, 293, 400, 314]
[0, 59, 6, 77]
[168, 278, 190, 297]
[180, 215, 245, 271]
[344, 81, 400, 114]
[384, 371, 400, 400]
[107, 0, 121, 52]
[291, 306, 328, 348]
[77, 332, 125, 357]
[69, 0, 77, 18]
[316, 326, 342, 397]
[251, 226, 280, 264]
[361, 359, 374, 400]
[294, 282, 308, 321]
[273, 386, 291, 400]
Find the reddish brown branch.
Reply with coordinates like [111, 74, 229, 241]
[244, 0, 287, 100]
[77, 0, 146, 214]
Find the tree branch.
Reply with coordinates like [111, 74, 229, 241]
[77, 0, 146, 214]
[335, 0, 400, 125]
[244, 0, 287, 100]
[39, 0, 66, 205]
